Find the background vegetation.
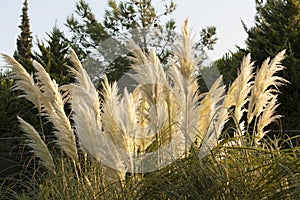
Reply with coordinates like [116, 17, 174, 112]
[215, 0, 300, 131]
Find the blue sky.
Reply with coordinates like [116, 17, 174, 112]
[0, 0, 256, 67]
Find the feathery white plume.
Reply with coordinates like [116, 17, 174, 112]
[248, 50, 287, 123]
[33, 61, 78, 163]
[18, 116, 56, 173]
[2, 54, 41, 112]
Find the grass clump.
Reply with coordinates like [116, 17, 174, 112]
[0, 19, 299, 199]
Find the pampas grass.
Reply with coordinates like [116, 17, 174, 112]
[226, 54, 255, 123]
[198, 76, 226, 154]
[246, 50, 288, 145]
[68, 50, 102, 159]
[3, 55, 78, 163]
[248, 50, 287, 124]
[17, 116, 56, 174]
[256, 96, 282, 145]
[2, 54, 41, 112]
[33, 61, 78, 163]
[1, 19, 295, 199]
[70, 50, 127, 184]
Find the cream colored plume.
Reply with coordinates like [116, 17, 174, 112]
[198, 76, 226, 151]
[33, 61, 78, 163]
[256, 96, 281, 145]
[248, 50, 287, 123]
[18, 116, 56, 174]
[226, 54, 255, 123]
[172, 18, 201, 80]
[2, 54, 41, 112]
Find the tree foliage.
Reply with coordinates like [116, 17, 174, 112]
[66, 0, 217, 84]
[214, 49, 247, 87]
[13, 0, 33, 72]
[0, 1, 42, 175]
[0, 0, 37, 138]
[245, 0, 300, 130]
[216, 0, 300, 130]
[65, 0, 176, 83]
[34, 26, 72, 85]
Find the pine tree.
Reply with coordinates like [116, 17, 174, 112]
[14, 0, 33, 72]
[244, 0, 300, 130]
[34, 25, 72, 85]
[214, 49, 247, 87]
[246, 0, 300, 62]
[216, 0, 300, 130]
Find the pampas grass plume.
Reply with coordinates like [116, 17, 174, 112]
[17, 116, 56, 174]
[2, 54, 42, 112]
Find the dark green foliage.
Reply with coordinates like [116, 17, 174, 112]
[215, 0, 300, 130]
[34, 26, 72, 85]
[0, 72, 39, 137]
[133, 142, 300, 199]
[13, 0, 33, 72]
[214, 49, 247, 87]
[0, 1, 44, 182]
[246, 0, 300, 62]
[66, 0, 110, 58]
[103, 0, 176, 54]
[245, 0, 300, 130]
[0, 72, 38, 181]
[197, 26, 218, 53]
[0, 73, 15, 138]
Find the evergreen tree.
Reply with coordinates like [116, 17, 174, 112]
[34, 26, 72, 85]
[1, 0, 36, 140]
[215, 0, 300, 130]
[214, 49, 247, 87]
[246, 0, 300, 62]
[245, 0, 300, 130]
[14, 0, 33, 72]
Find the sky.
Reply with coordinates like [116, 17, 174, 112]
[0, 0, 256, 68]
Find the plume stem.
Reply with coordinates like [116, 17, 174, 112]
[38, 112, 45, 140]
